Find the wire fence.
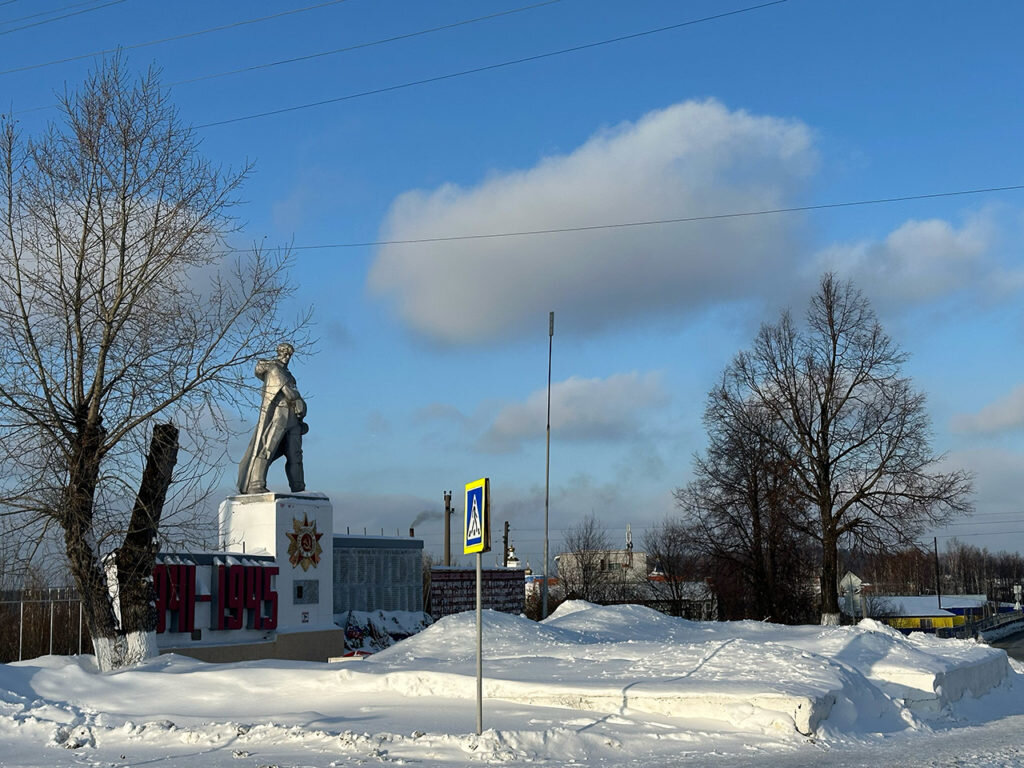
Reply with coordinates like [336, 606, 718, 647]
[0, 588, 93, 663]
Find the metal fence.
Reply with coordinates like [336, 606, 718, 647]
[933, 610, 1024, 640]
[0, 588, 93, 663]
[973, 609, 1024, 633]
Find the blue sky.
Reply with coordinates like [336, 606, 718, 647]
[5, 0, 1024, 570]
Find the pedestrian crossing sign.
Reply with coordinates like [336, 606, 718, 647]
[464, 477, 490, 554]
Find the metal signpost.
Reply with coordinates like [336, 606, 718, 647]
[464, 477, 491, 736]
[543, 311, 553, 618]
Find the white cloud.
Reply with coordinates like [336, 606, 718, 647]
[479, 372, 667, 453]
[952, 385, 1024, 435]
[368, 99, 816, 343]
[813, 212, 1024, 307]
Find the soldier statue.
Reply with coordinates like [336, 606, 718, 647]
[237, 343, 307, 494]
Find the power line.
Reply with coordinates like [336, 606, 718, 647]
[941, 521, 1024, 528]
[196, 0, 788, 128]
[0, 0, 352, 76]
[215, 183, 1024, 253]
[0, 0, 126, 36]
[171, 0, 564, 87]
[1, 0, 106, 28]
[957, 510, 1024, 518]
[10, 0, 566, 117]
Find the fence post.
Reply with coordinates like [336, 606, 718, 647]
[49, 599, 54, 656]
[18, 600, 23, 661]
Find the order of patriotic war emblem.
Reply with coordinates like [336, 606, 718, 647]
[286, 514, 323, 571]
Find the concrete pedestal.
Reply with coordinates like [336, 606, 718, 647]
[218, 493, 334, 631]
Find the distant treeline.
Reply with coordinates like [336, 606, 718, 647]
[849, 540, 1024, 604]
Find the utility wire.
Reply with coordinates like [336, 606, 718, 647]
[217, 183, 1024, 253]
[196, 0, 788, 128]
[942, 520, 1024, 527]
[6, 0, 565, 116]
[0, 0, 351, 76]
[0, 0, 125, 36]
[958, 510, 1024, 518]
[172, 0, 563, 87]
[1, 0, 106, 27]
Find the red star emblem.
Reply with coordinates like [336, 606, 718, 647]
[285, 514, 324, 571]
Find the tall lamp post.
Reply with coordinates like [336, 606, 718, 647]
[542, 311, 554, 619]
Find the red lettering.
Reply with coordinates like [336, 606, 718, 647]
[215, 565, 227, 630]
[153, 566, 168, 634]
[182, 565, 196, 632]
[225, 565, 244, 630]
[261, 567, 278, 630]
[150, 563, 280, 634]
[152, 565, 198, 634]
[244, 566, 261, 629]
[165, 565, 182, 623]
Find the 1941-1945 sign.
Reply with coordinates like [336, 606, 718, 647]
[153, 562, 279, 634]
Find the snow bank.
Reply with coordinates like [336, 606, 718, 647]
[367, 603, 1008, 734]
[0, 603, 1018, 768]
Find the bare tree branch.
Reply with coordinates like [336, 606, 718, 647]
[696, 274, 972, 625]
[0, 57, 310, 669]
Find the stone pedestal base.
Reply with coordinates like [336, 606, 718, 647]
[218, 493, 334, 631]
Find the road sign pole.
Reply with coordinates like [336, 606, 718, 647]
[476, 550, 483, 735]
[543, 311, 553, 619]
[464, 477, 490, 737]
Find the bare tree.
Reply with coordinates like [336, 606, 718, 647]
[642, 519, 701, 617]
[556, 514, 612, 603]
[718, 274, 971, 624]
[678, 394, 816, 623]
[0, 59, 307, 669]
[853, 544, 935, 596]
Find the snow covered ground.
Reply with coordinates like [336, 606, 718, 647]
[2, 601, 1024, 767]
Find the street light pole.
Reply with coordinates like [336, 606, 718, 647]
[542, 311, 554, 619]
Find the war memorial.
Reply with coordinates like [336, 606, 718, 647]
[150, 344, 426, 662]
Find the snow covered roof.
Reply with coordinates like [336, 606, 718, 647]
[844, 594, 988, 617]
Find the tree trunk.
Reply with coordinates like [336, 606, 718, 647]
[64, 423, 180, 671]
[819, 524, 841, 625]
[114, 423, 179, 662]
[62, 424, 121, 668]
[750, 505, 771, 619]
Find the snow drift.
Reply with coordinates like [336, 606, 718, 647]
[0, 602, 1018, 767]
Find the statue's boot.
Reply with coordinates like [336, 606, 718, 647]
[286, 459, 305, 493]
[244, 458, 270, 494]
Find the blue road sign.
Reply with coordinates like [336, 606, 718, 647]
[464, 478, 489, 554]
